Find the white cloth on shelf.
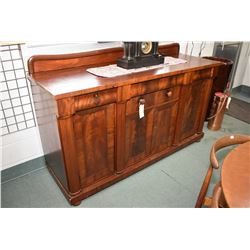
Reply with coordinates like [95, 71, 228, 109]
[86, 57, 187, 78]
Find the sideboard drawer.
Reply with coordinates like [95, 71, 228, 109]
[126, 86, 180, 115]
[75, 88, 117, 110]
[130, 74, 184, 97]
[191, 68, 212, 81]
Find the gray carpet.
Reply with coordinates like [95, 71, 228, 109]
[226, 97, 250, 124]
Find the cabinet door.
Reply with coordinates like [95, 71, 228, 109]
[124, 108, 154, 167]
[176, 79, 211, 142]
[151, 101, 178, 154]
[124, 87, 179, 167]
[73, 103, 115, 187]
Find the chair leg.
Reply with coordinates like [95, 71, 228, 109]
[211, 182, 222, 208]
[209, 181, 229, 208]
[195, 165, 213, 208]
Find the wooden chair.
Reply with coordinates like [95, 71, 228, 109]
[195, 134, 250, 208]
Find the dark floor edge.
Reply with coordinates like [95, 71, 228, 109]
[225, 97, 250, 124]
[1, 156, 46, 184]
[226, 112, 250, 125]
[239, 85, 250, 95]
[232, 85, 250, 97]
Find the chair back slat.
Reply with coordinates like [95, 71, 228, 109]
[210, 134, 250, 169]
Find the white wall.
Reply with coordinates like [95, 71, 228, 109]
[242, 54, 250, 87]
[1, 128, 43, 169]
[232, 42, 250, 88]
[179, 41, 214, 57]
[22, 42, 122, 58]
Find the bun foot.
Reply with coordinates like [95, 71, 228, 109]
[71, 200, 81, 206]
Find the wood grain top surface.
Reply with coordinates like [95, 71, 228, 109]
[28, 54, 222, 100]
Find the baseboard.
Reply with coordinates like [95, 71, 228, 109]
[1, 156, 46, 184]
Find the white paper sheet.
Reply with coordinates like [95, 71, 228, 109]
[139, 104, 144, 119]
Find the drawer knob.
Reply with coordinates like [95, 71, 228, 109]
[94, 93, 100, 104]
[166, 91, 172, 97]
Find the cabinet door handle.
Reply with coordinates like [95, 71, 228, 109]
[166, 90, 172, 97]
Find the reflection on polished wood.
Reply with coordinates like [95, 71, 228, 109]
[28, 43, 223, 205]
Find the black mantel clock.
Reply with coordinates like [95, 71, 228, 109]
[117, 42, 164, 69]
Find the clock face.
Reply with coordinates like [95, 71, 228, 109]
[141, 42, 152, 55]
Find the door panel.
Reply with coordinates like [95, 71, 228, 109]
[73, 104, 115, 187]
[177, 79, 209, 141]
[124, 108, 154, 167]
[151, 101, 178, 154]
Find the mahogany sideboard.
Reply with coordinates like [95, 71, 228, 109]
[28, 43, 222, 205]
